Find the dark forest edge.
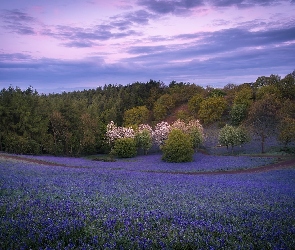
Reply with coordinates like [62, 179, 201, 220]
[1, 70, 295, 156]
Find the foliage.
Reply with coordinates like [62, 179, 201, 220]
[123, 106, 150, 127]
[176, 109, 191, 122]
[0, 86, 48, 154]
[218, 125, 249, 154]
[3, 134, 41, 155]
[161, 129, 194, 162]
[233, 85, 253, 107]
[278, 117, 295, 147]
[1, 72, 294, 156]
[171, 119, 204, 150]
[135, 125, 153, 155]
[111, 137, 137, 158]
[187, 120, 204, 150]
[168, 81, 204, 105]
[153, 94, 175, 122]
[255, 84, 282, 100]
[188, 93, 203, 117]
[198, 96, 227, 125]
[230, 104, 248, 126]
[246, 94, 281, 153]
[280, 99, 295, 119]
[276, 73, 295, 99]
[208, 89, 226, 97]
[253, 75, 280, 89]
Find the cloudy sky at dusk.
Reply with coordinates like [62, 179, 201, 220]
[1, 0, 294, 93]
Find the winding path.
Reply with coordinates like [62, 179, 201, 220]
[0, 153, 295, 175]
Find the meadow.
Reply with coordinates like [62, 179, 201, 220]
[1, 153, 295, 249]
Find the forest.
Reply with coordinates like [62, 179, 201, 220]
[1, 70, 295, 156]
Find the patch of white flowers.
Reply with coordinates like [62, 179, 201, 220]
[106, 119, 204, 148]
[106, 121, 135, 144]
[152, 121, 171, 146]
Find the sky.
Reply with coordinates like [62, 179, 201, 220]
[0, 0, 295, 94]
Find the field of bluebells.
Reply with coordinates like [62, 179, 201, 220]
[1, 153, 295, 249]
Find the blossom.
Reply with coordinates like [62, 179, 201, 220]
[106, 121, 135, 143]
[152, 121, 171, 146]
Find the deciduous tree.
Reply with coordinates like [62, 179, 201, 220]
[123, 106, 150, 127]
[246, 95, 280, 153]
[198, 96, 227, 125]
[218, 124, 249, 154]
[188, 94, 203, 117]
[278, 117, 295, 147]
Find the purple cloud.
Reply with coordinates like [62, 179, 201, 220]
[1, 9, 37, 35]
[138, 0, 290, 14]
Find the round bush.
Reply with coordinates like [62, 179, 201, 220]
[112, 137, 137, 158]
[161, 129, 194, 163]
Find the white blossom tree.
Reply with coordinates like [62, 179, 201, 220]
[218, 124, 249, 154]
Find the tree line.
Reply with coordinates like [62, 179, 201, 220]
[0, 71, 295, 155]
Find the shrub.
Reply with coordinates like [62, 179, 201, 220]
[135, 129, 152, 155]
[3, 134, 41, 155]
[161, 129, 194, 163]
[171, 119, 204, 150]
[111, 137, 137, 158]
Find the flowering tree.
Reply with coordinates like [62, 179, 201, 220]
[152, 121, 171, 146]
[106, 119, 204, 155]
[171, 119, 188, 132]
[106, 121, 135, 144]
[170, 119, 204, 150]
[218, 124, 249, 154]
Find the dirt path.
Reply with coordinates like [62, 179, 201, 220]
[0, 153, 79, 168]
[0, 153, 295, 175]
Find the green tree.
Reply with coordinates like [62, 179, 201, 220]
[0, 86, 48, 154]
[123, 106, 150, 127]
[188, 126, 203, 151]
[246, 95, 281, 153]
[78, 113, 99, 154]
[168, 82, 204, 105]
[276, 73, 295, 100]
[233, 85, 253, 107]
[188, 94, 203, 117]
[135, 129, 152, 155]
[256, 85, 282, 100]
[278, 117, 295, 147]
[153, 94, 175, 122]
[49, 111, 70, 155]
[280, 99, 295, 119]
[218, 125, 249, 154]
[198, 96, 227, 125]
[208, 89, 226, 98]
[161, 129, 194, 163]
[230, 104, 248, 126]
